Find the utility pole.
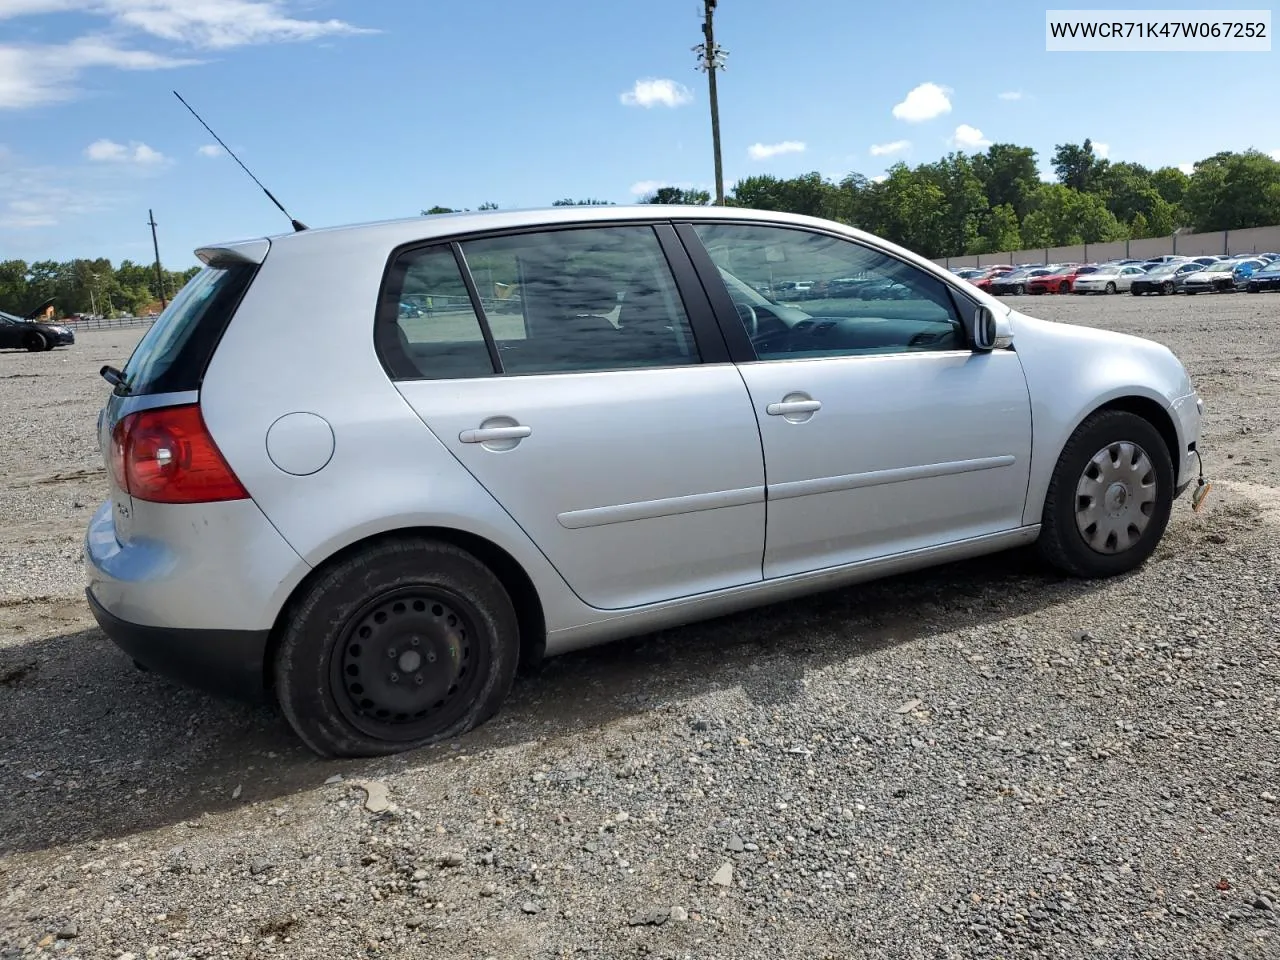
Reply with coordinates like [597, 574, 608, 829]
[695, 0, 727, 205]
[148, 209, 168, 310]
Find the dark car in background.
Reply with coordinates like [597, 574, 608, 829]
[1245, 260, 1280, 292]
[1130, 261, 1201, 296]
[988, 267, 1054, 295]
[0, 299, 75, 351]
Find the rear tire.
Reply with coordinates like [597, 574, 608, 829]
[23, 332, 46, 352]
[274, 537, 520, 758]
[1037, 410, 1174, 579]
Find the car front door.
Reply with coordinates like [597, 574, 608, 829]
[383, 223, 766, 610]
[679, 221, 1033, 580]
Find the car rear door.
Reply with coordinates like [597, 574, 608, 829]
[383, 222, 766, 611]
[676, 220, 1032, 580]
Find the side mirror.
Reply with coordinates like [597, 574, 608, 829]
[973, 306, 1000, 350]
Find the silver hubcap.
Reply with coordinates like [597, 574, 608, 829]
[1075, 441, 1158, 554]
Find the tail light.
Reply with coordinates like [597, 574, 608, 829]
[110, 404, 248, 504]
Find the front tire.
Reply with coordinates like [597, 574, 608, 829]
[1162, 281, 1174, 295]
[274, 537, 520, 758]
[1037, 410, 1174, 578]
[1014, 283, 1026, 295]
[24, 332, 46, 351]
[1105, 281, 1117, 295]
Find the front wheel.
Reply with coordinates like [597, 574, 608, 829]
[1105, 282, 1117, 295]
[1162, 281, 1174, 295]
[1059, 282, 1070, 294]
[1037, 410, 1174, 578]
[1014, 283, 1026, 295]
[24, 332, 47, 351]
[274, 537, 520, 758]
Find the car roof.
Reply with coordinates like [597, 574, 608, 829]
[195, 205, 937, 271]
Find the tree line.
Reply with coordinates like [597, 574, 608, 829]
[427, 141, 1280, 259]
[0, 258, 201, 319]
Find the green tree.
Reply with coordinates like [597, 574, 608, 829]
[1129, 211, 1150, 239]
[917, 153, 989, 257]
[644, 186, 712, 205]
[967, 204, 1022, 254]
[1151, 166, 1190, 204]
[1181, 150, 1280, 231]
[1051, 139, 1108, 192]
[861, 163, 949, 257]
[551, 198, 614, 206]
[1021, 184, 1127, 246]
[972, 144, 1040, 220]
[422, 205, 458, 215]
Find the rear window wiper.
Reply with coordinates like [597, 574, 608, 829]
[100, 365, 131, 394]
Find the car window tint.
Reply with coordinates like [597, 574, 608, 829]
[691, 223, 964, 360]
[459, 226, 699, 375]
[384, 245, 494, 380]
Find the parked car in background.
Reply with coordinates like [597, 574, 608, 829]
[1182, 261, 1241, 294]
[1245, 259, 1280, 292]
[0, 299, 76, 351]
[1028, 265, 1097, 295]
[1130, 261, 1202, 296]
[1073, 264, 1147, 294]
[83, 204, 1206, 757]
[1189, 256, 1226, 267]
[988, 267, 1054, 295]
[1229, 259, 1266, 290]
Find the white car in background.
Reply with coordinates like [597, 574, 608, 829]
[1073, 264, 1148, 294]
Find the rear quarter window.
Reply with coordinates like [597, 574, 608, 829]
[119, 262, 257, 396]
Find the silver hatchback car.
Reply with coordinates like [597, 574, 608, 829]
[86, 206, 1205, 757]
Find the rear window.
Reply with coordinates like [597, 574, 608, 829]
[118, 263, 256, 396]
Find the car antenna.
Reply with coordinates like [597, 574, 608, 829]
[172, 90, 308, 232]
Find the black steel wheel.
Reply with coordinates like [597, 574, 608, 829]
[274, 537, 519, 758]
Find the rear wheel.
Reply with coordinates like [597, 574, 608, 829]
[274, 537, 520, 758]
[23, 332, 46, 352]
[1037, 410, 1174, 578]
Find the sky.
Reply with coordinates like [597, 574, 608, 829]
[1, 0, 1277, 267]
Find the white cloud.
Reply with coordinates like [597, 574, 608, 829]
[869, 139, 910, 157]
[891, 82, 952, 122]
[0, 1, 376, 49]
[1039, 167, 1057, 183]
[997, 90, 1023, 101]
[620, 78, 692, 108]
[85, 138, 168, 164]
[951, 124, 991, 150]
[197, 143, 223, 157]
[1269, 149, 1280, 162]
[1177, 162, 1195, 175]
[0, 37, 196, 108]
[871, 174, 888, 184]
[748, 140, 806, 161]
[0, 2, 373, 109]
[0, 149, 127, 230]
[1093, 142, 1110, 159]
[629, 179, 708, 196]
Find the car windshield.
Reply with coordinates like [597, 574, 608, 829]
[1259, 262, 1280, 274]
[1148, 264, 1180, 275]
[1092, 267, 1120, 275]
[1204, 263, 1232, 273]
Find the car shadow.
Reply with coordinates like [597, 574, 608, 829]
[0, 548, 1105, 857]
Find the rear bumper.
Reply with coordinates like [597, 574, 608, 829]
[87, 588, 270, 702]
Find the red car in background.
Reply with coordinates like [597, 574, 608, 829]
[970, 265, 1014, 292]
[1027, 264, 1097, 294]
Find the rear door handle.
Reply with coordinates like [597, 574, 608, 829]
[766, 399, 822, 416]
[459, 425, 532, 443]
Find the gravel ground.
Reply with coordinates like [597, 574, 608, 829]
[1, 294, 1278, 960]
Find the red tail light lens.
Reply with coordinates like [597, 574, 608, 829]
[111, 404, 248, 504]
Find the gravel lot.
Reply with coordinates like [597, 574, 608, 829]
[1, 294, 1278, 959]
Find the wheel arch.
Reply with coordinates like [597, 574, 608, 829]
[263, 526, 547, 692]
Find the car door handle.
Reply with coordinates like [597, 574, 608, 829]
[766, 399, 822, 416]
[459, 425, 532, 443]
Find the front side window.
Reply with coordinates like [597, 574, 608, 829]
[458, 226, 699, 375]
[691, 223, 965, 361]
